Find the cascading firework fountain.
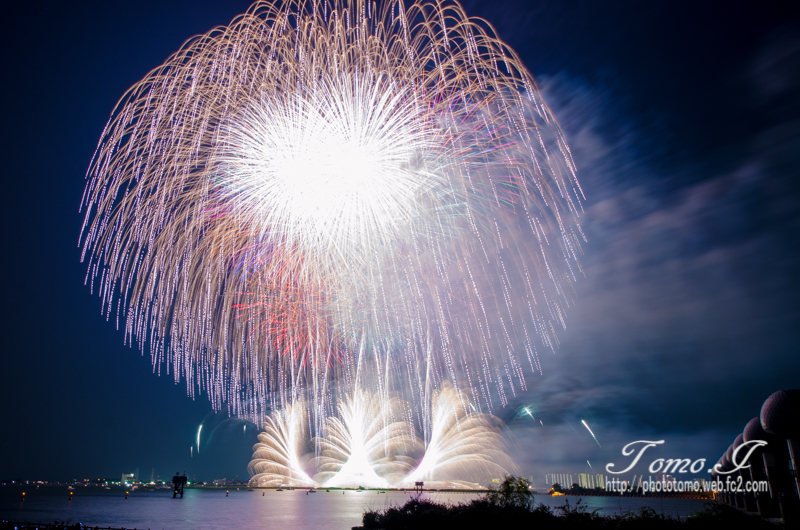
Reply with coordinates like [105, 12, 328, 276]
[80, 0, 584, 486]
[248, 384, 516, 488]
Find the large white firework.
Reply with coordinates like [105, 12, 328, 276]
[80, 0, 584, 433]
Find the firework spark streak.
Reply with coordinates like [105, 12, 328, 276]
[80, 0, 585, 479]
[581, 419, 601, 447]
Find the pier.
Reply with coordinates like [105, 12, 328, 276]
[171, 474, 188, 499]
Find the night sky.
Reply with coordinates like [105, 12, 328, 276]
[1, 0, 798, 484]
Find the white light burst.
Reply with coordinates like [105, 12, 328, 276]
[219, 73, 446, 259]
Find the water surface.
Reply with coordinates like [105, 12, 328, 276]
[0, 486, 711, 529]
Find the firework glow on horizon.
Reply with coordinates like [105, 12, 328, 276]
[79, 0, 585, 486]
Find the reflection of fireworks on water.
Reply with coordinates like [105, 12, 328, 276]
[80, 0, 584, 484]
[249, 385, 516, 488]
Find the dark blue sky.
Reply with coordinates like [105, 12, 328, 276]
[1, 0, 798, 483]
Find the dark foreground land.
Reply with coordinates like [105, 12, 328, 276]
[357, 498, 782, 530]
[357, 478, 782, 530]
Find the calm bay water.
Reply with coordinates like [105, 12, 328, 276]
[1, 486, 710, 529]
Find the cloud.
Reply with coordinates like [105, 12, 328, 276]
[507, 51, 800, 478]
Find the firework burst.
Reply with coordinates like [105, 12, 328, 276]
[80, 0, 584, 442]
